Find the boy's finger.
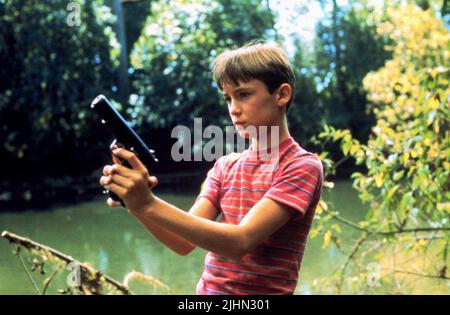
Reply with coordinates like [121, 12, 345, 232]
[104, 182, 127, 198]
[107, 197, 122, 208]
[110, 163, 133, 178]
[107, 173, 131, 188]
[112, 148, 146, 171]
[100, 175, 111, 186]
[103, 165, 121, 176]
[148, 176, 158, 188]
[112, 155, 121, 165]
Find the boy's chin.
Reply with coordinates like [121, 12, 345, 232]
[239, 132, 251, 139]
[235, 126, 252, 139]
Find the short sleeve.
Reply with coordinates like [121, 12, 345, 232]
[195, 158, 224, 209]
[264, 156, 323, 220]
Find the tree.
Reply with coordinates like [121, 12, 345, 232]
[129, 0, 276, 130]
[288, 38, 325, 148]
[314, 3, 449, 294]
[0, 0, 118, 206]
[314, 1, 391, 144]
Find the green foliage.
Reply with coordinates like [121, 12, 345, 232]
[288, 38, 326, 147]
[313, 3, 450, 294]
[314, 1, 391, 143]
[129, 0, 275, 129]
[0, 0, 117, 175]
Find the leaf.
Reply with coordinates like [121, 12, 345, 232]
[359, 221, 369, 228]
[403, 152, 410, 167]
[398, 192, 412, 214]
[393, 170, 404, 181]
[436, 202, 450, 213]
[428, 98, 439, 110]
[350, 143, 360, 156]
[374, 173, 384, 188]
[322, 230, 332, 249]
[316, 200, 328, 214]
[323, 181, 335, 189]
[433, 120, 440, 133]
[331, 224, 342, 233]
[386, 185, 400, 200]
[342, 141, 351, 156]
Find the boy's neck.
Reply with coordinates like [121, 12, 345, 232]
[250, 117, 290, 152]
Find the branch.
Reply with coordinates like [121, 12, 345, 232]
[324, 210, 450, 236]
[325, 209, 371, 233]
[378, 227, 450, 235]
[337, 233, 369, 294]
[2, 230, 131, 295]
[414, 234, 444, 240]
[332, 155, 352, 170]
[392, 269, 450, 280]
[442, 237, 449, 279]
[121, 0, 145, 3]
[17, 251, 42, 295]
[42, 270, 59, 295]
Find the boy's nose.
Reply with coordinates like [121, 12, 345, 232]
[229, 100, 241, 116]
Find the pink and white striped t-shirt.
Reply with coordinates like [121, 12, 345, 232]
[196, 137, 323, 295]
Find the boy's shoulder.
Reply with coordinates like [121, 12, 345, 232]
[279, 141, 323, 174]
[214, 151, 244, 168]
[213, 138, 323, 174]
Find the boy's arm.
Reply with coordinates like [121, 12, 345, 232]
[103, 159, 219, 256]
[144, 195, 294, 260]
[101, 149, 294, 258]
[130, 197, 219, 256]
[102, 148, 295, 260]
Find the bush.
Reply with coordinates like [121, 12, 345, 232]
[314, 4, 449, 294]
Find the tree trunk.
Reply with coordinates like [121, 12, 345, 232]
[113, 0, 130, 105]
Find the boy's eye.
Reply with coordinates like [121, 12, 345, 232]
[222, 91, 251, 105]
[238, 91, 252, 99]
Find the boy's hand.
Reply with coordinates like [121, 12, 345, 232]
[100, 146, 158, 214]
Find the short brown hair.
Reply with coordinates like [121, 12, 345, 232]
[212, 41, 296, 111]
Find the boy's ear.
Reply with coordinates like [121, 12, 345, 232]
[276, 83, 292, 108]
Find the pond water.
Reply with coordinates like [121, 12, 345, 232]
[0, 180, 367, 294]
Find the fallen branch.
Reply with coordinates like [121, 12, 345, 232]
[2, 230, 130, 295]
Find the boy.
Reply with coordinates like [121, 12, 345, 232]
[100, 42, 323, 295]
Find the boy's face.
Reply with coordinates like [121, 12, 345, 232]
[222, 79, 285, 139]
